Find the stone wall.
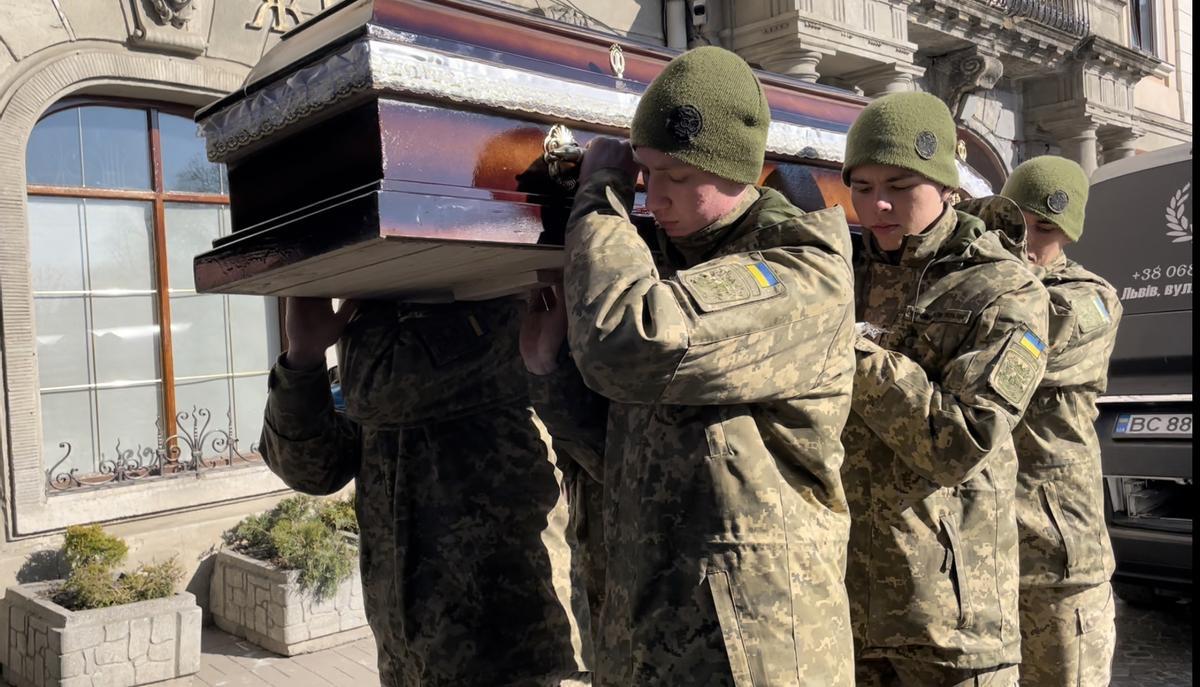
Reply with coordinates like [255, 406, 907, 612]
[210, 549, 367, 656]
[2, 583, 200, 687]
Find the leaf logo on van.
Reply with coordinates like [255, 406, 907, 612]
[1166, 182, 1191, 243]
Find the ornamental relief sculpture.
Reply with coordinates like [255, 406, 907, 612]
[150, 0, 198, 28]
[128, 0, 206, 55]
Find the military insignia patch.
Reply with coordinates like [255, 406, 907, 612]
[679, 259, 782, 313]
[1046, 190, 1070, 214]
[666, 105, 704, 144]
[1018, 330, 1046, 359]
[989, 329, 1045, 406]
[915, 131, 938, 160]
[744, 261, 779, 288]
[1075, 293, 1112, 333]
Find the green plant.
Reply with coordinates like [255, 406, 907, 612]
[50, 526, 182, 611]
[63, 524, 128, 572]
[224, 495, 357, 600]
[318, 494, 358, 534]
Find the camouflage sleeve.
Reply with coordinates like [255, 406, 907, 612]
[563, 171, 854, 405]
[1042, 281, 1123, 390]
[851, 281, 1051, 487]
[526, 349, 608, 483]
[260, 353, 361, 495]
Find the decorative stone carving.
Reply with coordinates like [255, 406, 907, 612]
[926, 47, 1004, 120]
[844, 62, 925, 98]
[150, 0, 196, 28]
[128, 0, 206, 55]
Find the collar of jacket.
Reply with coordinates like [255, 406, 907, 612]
[1033, 251, 1069, 282]
[666, 186, 762, 267]
[862, 203, 958, 267]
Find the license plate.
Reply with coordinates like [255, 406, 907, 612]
[1113, 413, 1192, 438]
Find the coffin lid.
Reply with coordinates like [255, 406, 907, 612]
[194, 0, 993, 197]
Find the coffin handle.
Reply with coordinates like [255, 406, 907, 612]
[543, 124, 582, 192]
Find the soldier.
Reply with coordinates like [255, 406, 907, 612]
[259, 296, 590, 686]
[521, 46, 858, 685]
[839, 91, 1051, 686]
[1000, 156, 1122, 687]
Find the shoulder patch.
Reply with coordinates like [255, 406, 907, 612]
[1075, 293, 1112, 333]
[989, 328, 1045, 407]
[678, 258, 784, 313]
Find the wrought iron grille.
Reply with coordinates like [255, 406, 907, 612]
[984, 0, 1091, 37]
[46, 406, 261, 493]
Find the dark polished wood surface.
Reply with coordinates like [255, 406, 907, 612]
[195, 0, 869, 299]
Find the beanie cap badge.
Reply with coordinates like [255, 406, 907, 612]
[915, 131, 938, 160]
[1046, 190, 1070, 214]
[666, 105, 704, 144]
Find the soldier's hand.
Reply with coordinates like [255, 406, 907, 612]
[520, 283, 568, 376]
[579, 136, 637, 186]
[284, 297, 357, 370]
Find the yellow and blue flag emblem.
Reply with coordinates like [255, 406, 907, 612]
[744, 262, 779, 288]
[1018, 330, 1046, 359]
[1092, 294, 1111, 323]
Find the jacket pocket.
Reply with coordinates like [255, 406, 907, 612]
[1042, 482, 1076, 579]
[939, 516, 975, 630]
[707, 570, 756, 687]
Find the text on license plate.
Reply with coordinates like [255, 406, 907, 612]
[1113, 413, 1192, 438]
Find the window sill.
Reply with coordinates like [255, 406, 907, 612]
[13, 462, 289, 536]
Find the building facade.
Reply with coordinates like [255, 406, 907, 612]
[0, 0, 345, 653]
[497, 0, 1192, 178]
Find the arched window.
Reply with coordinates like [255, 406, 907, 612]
[25, 101, 279, 491]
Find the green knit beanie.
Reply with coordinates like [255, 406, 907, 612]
[631, 46, 770, 185]
[1000, 156, 1089, 241]
[842, 91, 960, 189]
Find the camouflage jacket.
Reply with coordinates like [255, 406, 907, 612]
[1016, 255, 1122, 589]
[841, 198, 1050, 669]
[260, 299, 589, 687]
[546, 169, 858, 686]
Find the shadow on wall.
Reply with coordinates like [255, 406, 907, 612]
[16, 549, 66, 583]
[190, 546, 220, 622]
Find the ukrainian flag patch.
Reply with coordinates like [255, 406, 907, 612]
[1019, 330, 1046, 359]
[745, 261, 779, 288]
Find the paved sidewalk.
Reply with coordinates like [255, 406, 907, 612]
[194, 625, 379, 686]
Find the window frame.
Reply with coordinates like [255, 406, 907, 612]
[26, 97, 276, 492]
[1130, 0, 1162, 56]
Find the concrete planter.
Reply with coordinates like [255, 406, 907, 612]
[1, 582, 200, 687]
[209, 547, 368, 656]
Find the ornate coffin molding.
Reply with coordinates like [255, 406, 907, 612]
[198, 36, 992, 196]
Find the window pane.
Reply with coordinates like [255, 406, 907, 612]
[91, 296, 160, 384]
[96, 385, 162, 465]
[171, 294, 230, 378]
[28, 197, 86, 292]
[85, 199, 155, 291]
[35, 297, 91, 389]
[165, 203, 222, 291]
[229, 296, 279, 373]
[81, 106, 151, 190]
[41, 390, 96, 475]
[26, 109, 83, 187]
[233, 374, 269, 452]
[160, 113, 225, 193]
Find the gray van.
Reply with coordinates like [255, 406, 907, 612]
[1071, 143, 1192, 600]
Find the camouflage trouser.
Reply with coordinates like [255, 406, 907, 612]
[564, 466, 606, 651]
[1018, 583, 1115, 687]
[856, 658, 1019, 686]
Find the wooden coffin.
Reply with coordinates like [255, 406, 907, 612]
[193, 0, 993, 301]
